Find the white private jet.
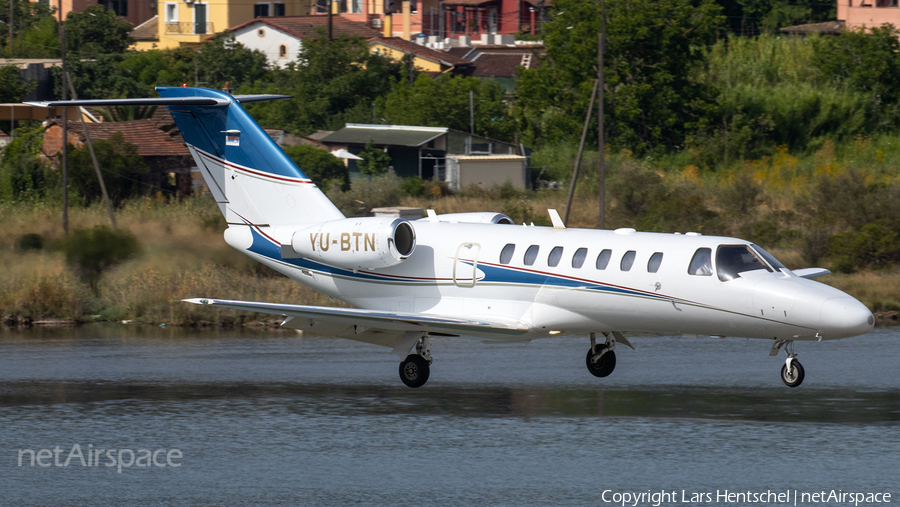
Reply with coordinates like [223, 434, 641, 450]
[32, 88, 875, 388]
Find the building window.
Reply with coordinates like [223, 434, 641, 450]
[620, 250, 636, 271]
[524, 245, 539, 266]
[351, 0, 362, 13]
[99, 0, 128, 16]
[165, 2, 178, 23]
[648, 252, 663, 273]
[595, 249, 611, 270]
[499, 244, 515, 265]
[571, 247, 587, 269]
[547, 246, 563, 267]
[274, 1, 285, 15]
[258, 28, 266, 37]
[279, 44, 288, 58]
[254, 2, 270, 17]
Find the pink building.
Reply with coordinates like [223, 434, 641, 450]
[839, 0, 900, 30]
[309, 0, 550, 40]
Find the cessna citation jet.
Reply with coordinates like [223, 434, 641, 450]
[31, 87, 875, 388]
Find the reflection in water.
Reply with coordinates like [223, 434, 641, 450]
[0, 325, 898, 505]
[1, 380, 899, 423]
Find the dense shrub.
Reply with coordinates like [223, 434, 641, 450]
[60, 226, 142, 294]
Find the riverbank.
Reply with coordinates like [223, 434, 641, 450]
[2, 195, 898, 328]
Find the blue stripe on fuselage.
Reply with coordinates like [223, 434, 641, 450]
[247, 226, 675, 301]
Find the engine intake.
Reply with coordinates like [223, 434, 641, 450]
[291, 217, 416, 270]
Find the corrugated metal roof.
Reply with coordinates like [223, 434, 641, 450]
[321, 125, 447, 147]
[448, 154, 525, 161]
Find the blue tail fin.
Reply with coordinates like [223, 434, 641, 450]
[156, 87, 344, 227]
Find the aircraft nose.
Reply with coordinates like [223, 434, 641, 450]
[820, 297, 875, 338]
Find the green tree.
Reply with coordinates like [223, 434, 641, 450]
[0, 65, 30, 102]
[196, 33, 268, 90]
[380, 74, 515, 141]
[118, 47, 197, 88]
[65, 132, 148, 206]
[812, 25, 900, 106]
[65, 5, 134, 57]
[0, 122, 47, 202]
[0, 0, 59, 57]
[515, 0, 724, 152]
[282, 144, 349, 189]
[357, 138, 391, 176]
[243, 29, 402, 134]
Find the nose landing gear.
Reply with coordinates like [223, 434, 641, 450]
[586, 332, 617, 378]
[771, 339, 804, 388]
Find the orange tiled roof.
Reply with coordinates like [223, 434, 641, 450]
[53, 118, 189, 157]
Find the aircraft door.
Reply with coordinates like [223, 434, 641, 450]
[453, 242, 481, 287]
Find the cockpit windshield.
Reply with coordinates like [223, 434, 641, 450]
[716, 245, 772, 281]
[751, 244, 787, 271]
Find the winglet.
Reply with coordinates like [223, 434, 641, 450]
[548, 209, 565, 229]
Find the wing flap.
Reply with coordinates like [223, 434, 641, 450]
[182, 298, 529, 337]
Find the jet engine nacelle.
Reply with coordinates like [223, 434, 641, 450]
[291, 217, 416, 270]
[423, 212, 514, 224]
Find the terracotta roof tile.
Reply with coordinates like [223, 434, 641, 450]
[227, 16, 382, 39]
[130, 15, 158, 42]
[54, 119, 189, 157]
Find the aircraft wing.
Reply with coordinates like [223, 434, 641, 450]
[182, 298, 529, 338]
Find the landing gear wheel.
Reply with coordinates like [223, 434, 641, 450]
[399, 354, 430, 388]
[781, 360, 805, 388]
[586, 346, 616, 378]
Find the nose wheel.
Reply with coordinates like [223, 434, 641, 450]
[586, 332, 617, 378]
[771, 340, 805, 388]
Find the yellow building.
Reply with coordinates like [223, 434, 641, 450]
[368, 37, 469, 74]
[132, 0, 313, 51]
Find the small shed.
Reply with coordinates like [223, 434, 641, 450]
[445, 154, 527, 191]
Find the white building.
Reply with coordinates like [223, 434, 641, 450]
[227, 16, 381, 68]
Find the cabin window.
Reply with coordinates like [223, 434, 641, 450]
[716, 245, 771, 282]
[688, 248, 713, 276]
[548, 246, 563, 267]
[620, 250, 636, 271]
[572, 248, 587, 268]
[648, 252, 663, 273]
[595, 249, 611, 270]
[499, 243, 515, 265]
[524, 245, 539, 266]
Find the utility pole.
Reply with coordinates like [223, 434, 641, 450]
[597, 0, 606, 230]
[8, 0, 12, 57]
[59, 0, 68, 234]
[563, 79, 598, 226]
[67, 72, 116, 230]
[469, 90, 474, 135]
[327, 0, 333, 40]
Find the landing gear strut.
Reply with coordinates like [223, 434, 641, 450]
[771, 339, 804, 388]
[399, 335, 432, 388]
[586, 332, 617, 378]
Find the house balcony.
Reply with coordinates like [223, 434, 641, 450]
[164, 22, 214, 36]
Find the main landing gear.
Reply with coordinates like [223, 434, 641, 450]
[770, 339, 804, 388]
[399, 335, 432, 388]
[586, 332, 617, 378]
